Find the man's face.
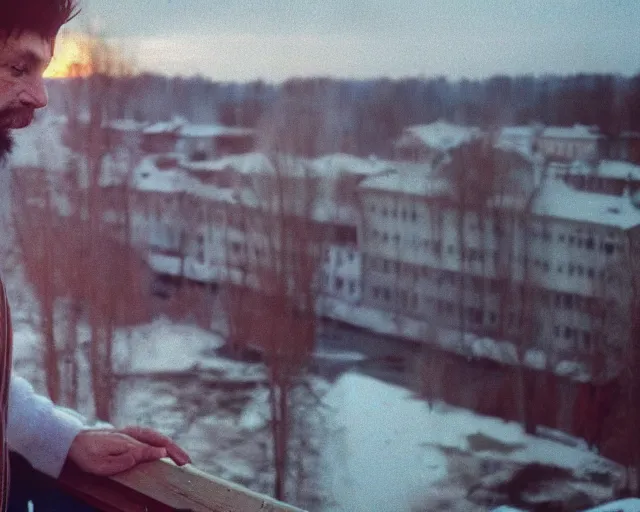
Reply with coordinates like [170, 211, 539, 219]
[0, 31, 53, 159]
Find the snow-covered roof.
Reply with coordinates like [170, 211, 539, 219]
[106, 119, 148, 132]
[178, 124, 254, 139]
[132, 156, 236, 203]
[596, 160, 640, 180]
[397, 120, 482, 152]
[541, 125, 602, 141]
[143, 120, 183, 135]
[181, 152, 274, 175]
[310, 153, 392, 178]
[358, 166, 453, 197]
[531, 180, 640, 229]
[499, 125, 538, 139]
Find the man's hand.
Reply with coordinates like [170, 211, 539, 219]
[67, 426, 191, 476]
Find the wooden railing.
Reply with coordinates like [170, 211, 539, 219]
[58, 459, 307, 512]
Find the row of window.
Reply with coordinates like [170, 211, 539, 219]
[553, 325, 593, 351]
[322, 274, 358, 296]
[369, 286, 530, 329]
[368, 203, 420, 222]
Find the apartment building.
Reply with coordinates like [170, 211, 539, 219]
[538, 125, 602, 163]
[358, 152, 639, 362]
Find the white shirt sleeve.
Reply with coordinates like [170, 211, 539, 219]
[6, 374, 85, 478]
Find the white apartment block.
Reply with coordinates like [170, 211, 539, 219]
[538, 125, 603, 163]
[358, 156, 639, 362]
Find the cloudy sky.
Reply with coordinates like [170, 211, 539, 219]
[68, 0, 640, 82]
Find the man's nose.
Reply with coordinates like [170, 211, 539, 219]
[18, 76, 48, 109]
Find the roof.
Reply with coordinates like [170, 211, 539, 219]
[541, 125, 602, 141]
[106, 119, 148, 132]
[396, 120, 482, 152]
[180, 152, 274, 175]
[530, 179, 640, 229]
[499, 126, 537, 138]
[132, 156, 236, 204]
[143, 120, 184, 135]
[310, 153, 393, 177]
[359, 166, 452, 198]
[597, 160, 640, 180]
[178, 124, 254, 139]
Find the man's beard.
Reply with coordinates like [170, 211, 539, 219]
[0, 130, 13, 164]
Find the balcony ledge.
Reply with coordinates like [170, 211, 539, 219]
[58, 458, 306, 512]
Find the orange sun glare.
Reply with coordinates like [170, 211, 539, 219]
[45, 32, 95, 78]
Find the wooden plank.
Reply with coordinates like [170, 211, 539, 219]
[59, 459, 307, 512]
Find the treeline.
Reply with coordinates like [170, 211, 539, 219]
[46, 72, 640, 158]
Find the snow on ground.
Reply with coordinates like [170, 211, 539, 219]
[321, 372, 617, 512]
[2, 264, 624, 511]
[582, 499, 640, 511]
[112, 317, 224, 374]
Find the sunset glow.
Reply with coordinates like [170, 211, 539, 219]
[44, 32, 94, 78]
[44, 32, 133, 78]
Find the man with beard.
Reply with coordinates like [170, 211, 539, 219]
[0, 2, 191, 510]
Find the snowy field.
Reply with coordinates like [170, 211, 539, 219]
[3, 265, 625, 511]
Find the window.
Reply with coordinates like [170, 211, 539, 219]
[448, 244, 455, 255]
[558, 234, 566, 243]
[542, 261, 550, 272]
[588, 268, 595, 279]
[568, 236, 575, 246]
[557, 265, 564, 273]
[335, 277, 344, 291]
[382, 232, 389, 243]
[382, 207, 388, 217]
[568, 264, 575, 276]
[585, 237, 594, 250]
[489, 312, 497, 325]
[563, 294, 573, 309]
[411, 210, 418, 222]
[383, 288, 391, 301]
[393, 233, 401, 245]
[564, 326, 573, 340]
[383, 259, 390, 273]
[577, 265, 584, 277]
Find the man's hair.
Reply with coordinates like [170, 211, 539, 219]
[0, 0, 80, 40]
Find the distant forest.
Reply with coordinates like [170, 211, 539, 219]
[46, 73, 640, 158]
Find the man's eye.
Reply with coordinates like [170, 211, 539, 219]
[11, 65, 28, 77]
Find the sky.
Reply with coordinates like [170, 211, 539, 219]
[66, 0, 640, 83]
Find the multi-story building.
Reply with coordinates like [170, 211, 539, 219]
[538, 125, 602, 163]
[357, 145, 639, 365]
[553, 159, 640, 198]
[130, 152, 389, 303]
